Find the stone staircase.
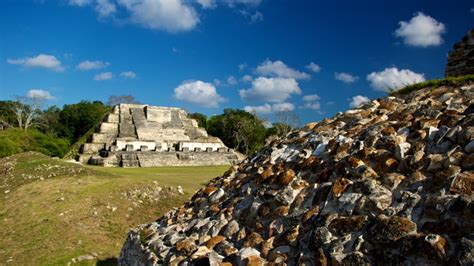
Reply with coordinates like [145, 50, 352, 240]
[121, 153, 140, 167]
[119, 106, 138, 139]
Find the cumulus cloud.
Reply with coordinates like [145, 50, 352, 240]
[120, 71, 137, 79]
[302, 94, 320, 102]
[303, 102, 321, 111]
[367, 67, 425, 92]
[68, 0, 92, 6]
[241, 75, 253, 82]
[117, 0, 199, 32]
[244, 102, 295, 114]
[306, 62, 321, 73]
[94, 72, 113, 81]
[95, 0, 116, 17]
[395, 12, 446, 47]
[174, 80, 225, 108]
[256, 59, 310, 80]
[227, 76, 237, 85]
[197, 0, 216, 9]
[227, 0, 262, 7]
[335, 72, 358, 83]
[241, 10, 263, 23]
[349, 95, 371, 108]
[76, 60, 110, 70]
[7, 54, 64, 72]
[26, 89, 55, 100]
[302, 94, 321, 111]
[239, 77, 301, 102]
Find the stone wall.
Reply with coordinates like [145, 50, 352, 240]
[78, 104, 241, 167]
[445, 28, 474, 77]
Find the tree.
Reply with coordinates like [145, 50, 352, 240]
[0, 101, 20, 129]
[207, 109, 267, 155]
[188, 112, 207, 129]
[12, 95, 47, 131]
[107, 95, 140, 106]
[37, 106, 62, 136]
[274, 110, 300, 137]
[58, 101, 109, 142]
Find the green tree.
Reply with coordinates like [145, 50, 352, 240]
[0, 101, 20, 129]
[37, 106, 62, 136]
[188, 112, 207, 129]
[58, 101, 109, 142]
[207, 109, 267, 155]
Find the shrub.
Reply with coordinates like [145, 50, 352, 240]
[0, 129, 70, 158]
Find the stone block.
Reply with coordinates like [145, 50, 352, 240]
[182, 147, 189, 152]
[218, 148, 226, 152]
[82, 143, 105, 153]
[126, 144, 134, 151]
[195, 147, 201, 152]
[100, 122, 119, 134]
[140, 145, 148, 152]
[206, 147, 213, 152]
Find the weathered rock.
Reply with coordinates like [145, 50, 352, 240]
[119, 82, 474, 265]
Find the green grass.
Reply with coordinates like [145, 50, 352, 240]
[392, 74, 474, 95]
[0, 152, 228, 265]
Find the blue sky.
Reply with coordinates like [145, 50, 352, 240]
[0, 0, 472, 124]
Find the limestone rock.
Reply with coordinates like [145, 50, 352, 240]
[78, 104, 242, 167]
[119, 82, 474, 265]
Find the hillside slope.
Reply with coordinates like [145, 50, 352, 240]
[119, 82, 474, 265]
[0, 152, 227, 264]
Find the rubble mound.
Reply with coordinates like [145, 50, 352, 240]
[119, 83, 474, 265]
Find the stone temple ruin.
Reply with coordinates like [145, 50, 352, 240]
[78, 104, 241, 167]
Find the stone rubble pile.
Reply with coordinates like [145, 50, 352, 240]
[119, 83, 474, 265]
[446, 28, 474, 77]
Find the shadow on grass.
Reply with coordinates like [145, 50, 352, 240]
[96, 257, 118, 266]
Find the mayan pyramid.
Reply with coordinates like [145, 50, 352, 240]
[78, 104, 241, 167]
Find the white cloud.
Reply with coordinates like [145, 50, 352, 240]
[335, 72, 358, 83]
[76, 60, 109, 70]
[241, 10, 263, 23]
[227, 0, 262, 7]
[306, 62, 321, 73]
[349, 95, 370, 108]
[26, 89, 54, 100]
[395, 12, 446, 47]
[7, 54, 64, 72]
[302, 94, 321, 111]
[256, 59, 310, 80]
[272, 102, 295, 112]
[174, 80, 225, 108]
[94, 72, 113, 81]
[303, 102, 321, 111]
[241, 75, 253, 82]
[95, 0, 116, 17]
[471, 8, 474, 13]
[197, 0, 216, 9]
[244, 102, 294, 114]
[367, 67, 425, 92]
[68, 0, 92, 6]
[238, 63, 246, 71]
[226, 76, 237, 85]
[120, 71, 137, 79]
[117, 0, 199, 32]
[302, 94, 320, 102]
[240, 77, 301, 102]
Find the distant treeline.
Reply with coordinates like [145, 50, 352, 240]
[0, 95, 298, 158]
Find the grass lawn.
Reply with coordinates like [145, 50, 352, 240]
[0, 152, 229, 265]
